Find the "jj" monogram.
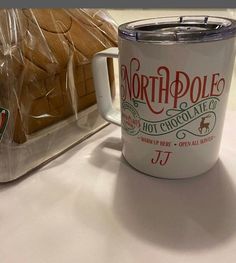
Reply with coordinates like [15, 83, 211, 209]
[151, 150, 172, 166]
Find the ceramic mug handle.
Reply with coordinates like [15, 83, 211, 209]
[92, 47, 121, 126]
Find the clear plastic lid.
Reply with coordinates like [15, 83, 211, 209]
[118, 16, 236, 43]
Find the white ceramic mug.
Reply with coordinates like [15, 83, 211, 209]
[92, 16, 236, 179]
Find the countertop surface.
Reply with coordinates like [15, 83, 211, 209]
[1, 112, 236, 263]
[1, 9, 236, 263]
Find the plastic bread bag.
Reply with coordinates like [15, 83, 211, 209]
[0, 9, 118, 182]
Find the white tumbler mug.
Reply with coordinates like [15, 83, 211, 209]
[92, 16, 236, 179]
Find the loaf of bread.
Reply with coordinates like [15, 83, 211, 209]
[0, 9, 117, 143]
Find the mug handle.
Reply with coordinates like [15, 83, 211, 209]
[92, 47, 121, 126]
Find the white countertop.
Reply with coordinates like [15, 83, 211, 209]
[1, 9, 236, 263]
[1, 111, 236, 263]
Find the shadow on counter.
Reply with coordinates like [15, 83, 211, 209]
[90, 136, 236, 251]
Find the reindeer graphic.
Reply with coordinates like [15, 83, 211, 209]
[198, 114, 211, 134]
